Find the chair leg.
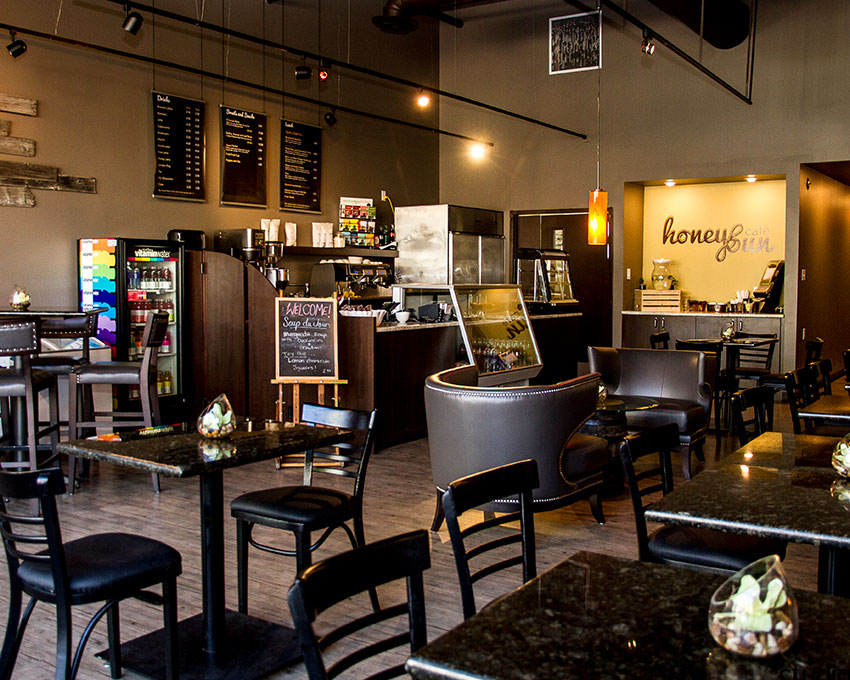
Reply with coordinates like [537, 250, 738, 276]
[151, 472, 161, 493]
[236, 520, 250, 615]
[294, 529, 312, 574]
[55, 601, 73, 680]
[353, 516, 381, 612]
[681, 450, 692, 480]
[589, 492, 605, 525]
[106, 602, 121, 679]
[163, 577, 179, 680]
[0, 588, 23, 680]
[140, 379, 162, 493]
[430, 489, 445, 532]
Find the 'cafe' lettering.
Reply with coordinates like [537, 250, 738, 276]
[662, 216, 775, 263]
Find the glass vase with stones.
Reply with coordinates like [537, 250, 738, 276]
[650, 259, 672, 290]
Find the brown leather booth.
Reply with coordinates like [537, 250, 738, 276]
[588, 346, 711, 478]
[424, 365, 609, 531]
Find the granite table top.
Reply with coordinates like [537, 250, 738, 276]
[645, 462, 850, 548]
[406, 551, 850, 680]
[57, 423, 352, 478]
[723, 431, 840, 470]
[800, 394, 850, 422]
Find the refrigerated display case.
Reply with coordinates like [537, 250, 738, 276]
[78, 238, 186, 419]
[515, 248, 579, 312]
[449, 285, 542, 386]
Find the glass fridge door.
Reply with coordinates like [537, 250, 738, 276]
[450, 285, 542, 386]
[126, 245, 179, 400]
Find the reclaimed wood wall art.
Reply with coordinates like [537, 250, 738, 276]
[0, 93, 97, 207]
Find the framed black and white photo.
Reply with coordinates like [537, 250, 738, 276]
[549, 10, 602, 75]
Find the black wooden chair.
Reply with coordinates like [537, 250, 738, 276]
[730, 386, 774, 444]
[0, 320, 60, 493]
[675, 338, 730, 444]
[811, 358, 833, 397]
[0, 468, 181, 680]
[231, 403, 378, 615]
[649, 331, 670, 349]
[442, 459, 538, 620]
[67, 311, 168, 493]
[725, 332, 777, 390]
[288, 529, 429, 680]
[619, 424, 786, 574]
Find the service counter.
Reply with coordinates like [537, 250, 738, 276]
[339, 312, 583, 450]
[622, 310, 785, 372]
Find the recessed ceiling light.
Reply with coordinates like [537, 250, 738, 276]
[664, 179, 676, 187]
[469, 143, 486, 160]
[745, 175, 757, 183]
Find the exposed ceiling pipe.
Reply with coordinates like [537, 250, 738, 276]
[373, 0, 465, 34]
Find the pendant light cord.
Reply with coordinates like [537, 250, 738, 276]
[595, 6, 601, 191]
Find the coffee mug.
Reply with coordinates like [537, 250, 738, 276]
[395, 311, 410, 324]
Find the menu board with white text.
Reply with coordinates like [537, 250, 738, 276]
[152, 92, 205, 201]
[280, 119, 321, 213]
[220, 106, 266, 207]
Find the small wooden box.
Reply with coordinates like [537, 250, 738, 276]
[634, 289, 683, 312]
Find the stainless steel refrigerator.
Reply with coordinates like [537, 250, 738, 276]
[394, 204, 505, 285]
[78, 237, 187, 420]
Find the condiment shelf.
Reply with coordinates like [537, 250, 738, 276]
[284, 246, 398, 258]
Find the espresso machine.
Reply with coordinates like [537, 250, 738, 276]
[310, 261, 394, 306]
[752, 259, 784, 313]
[214, 228, 289, 291]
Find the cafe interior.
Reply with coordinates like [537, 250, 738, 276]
[3, 0, 850, 678]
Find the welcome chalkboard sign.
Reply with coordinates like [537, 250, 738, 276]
[275, 297, 338, 380]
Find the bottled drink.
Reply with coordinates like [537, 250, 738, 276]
[162, 267, 173, 290]
[161, 330, 171, 354]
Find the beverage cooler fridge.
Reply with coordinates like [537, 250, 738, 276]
[78, 238, 186, 420]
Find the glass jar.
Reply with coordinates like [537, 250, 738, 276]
[650, 259, 671, 290]
[832, 435, 850, 477]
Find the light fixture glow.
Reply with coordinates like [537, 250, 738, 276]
[664, 179, 676, 187]
[122, 5, 143, 35]
[640, 29, 656, 55]
[416, 91, 431, 108]
[588, 189, 608, 246]
[746, 174, 757, 183]
[318, 59, 330, 82]
[469, 143, 486, 160]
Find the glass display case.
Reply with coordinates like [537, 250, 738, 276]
[449, 285, 542, 386]
[515, 248, 578, 311]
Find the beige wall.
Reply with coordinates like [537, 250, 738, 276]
[641, 181, 786, 303]
[0, 1, 440, 306]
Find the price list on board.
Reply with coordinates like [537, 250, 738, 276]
[152, 92, 205, 201]
[280, 119, 321, 213]
[220, 106, 267, 207]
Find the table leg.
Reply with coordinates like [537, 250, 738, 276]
[818, 544, 850, 597]
[200, 470, 226, 653]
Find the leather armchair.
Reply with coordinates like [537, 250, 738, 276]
[424, 365, 609, 531]
[588, 346, 711, 477]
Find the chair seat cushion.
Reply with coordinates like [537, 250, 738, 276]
[560, 432, 609, 482]
[18, 533, 181, 605]
[231, 486, 354, 530]
[73, 362, 141, 385]
[648, 524, 787, 572]
[625, 399, 706, 435]
[0, 369, 55, 397]
[31, 355, 88, 375]
[757, 373, 787, 389]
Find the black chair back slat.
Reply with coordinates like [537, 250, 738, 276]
[465, 534, 522, 561]
[649, 331, 670, 349]
[619, 424, 679, 563]
[730, 332, 777, 374]
[730, 386, 774, 444]
[460, 511, 521, 539]
[442, 459, 538, 620]
[319, 603, 408, 651]
[469, 555, 524, 585]
[287, 530, 430, 680]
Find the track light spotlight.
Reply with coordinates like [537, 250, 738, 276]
[318, 59, 330, 82]
[640, 29, 656, 55]
[294, 57, 312, 80]
[416, 90, 431, 108]
[6, 30, 26, 59]
[324, 109, 337, 127]
[122, 5, 143, 35]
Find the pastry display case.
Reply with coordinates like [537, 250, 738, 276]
[449, 285, 542, 386]
[515, 248, 578, 312]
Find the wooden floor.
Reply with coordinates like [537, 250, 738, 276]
[0, 400, 822, 679]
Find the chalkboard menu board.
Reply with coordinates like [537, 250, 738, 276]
[280, 119, 321, 213]
[275, 297, 338, 380]
[152, 92, 205, 201]
[220, 106, 267, 207]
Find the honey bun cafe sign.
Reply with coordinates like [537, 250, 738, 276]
[661, 216, 775, 263]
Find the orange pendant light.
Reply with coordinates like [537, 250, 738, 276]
[588, 188, 608, 245]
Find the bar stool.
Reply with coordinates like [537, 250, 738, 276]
[30, 312, 99, 438]
[0, 319, 60, 511]
[68, 311, 168, 493]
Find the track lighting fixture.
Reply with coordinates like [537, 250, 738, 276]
[640, 29, 656, 55]
[416, 90, 431, 108]
[324, 108, 337, 127]
[294, 57, 312, 80]
[122, 5, 143, 35]
[6, 30, 27, 59]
